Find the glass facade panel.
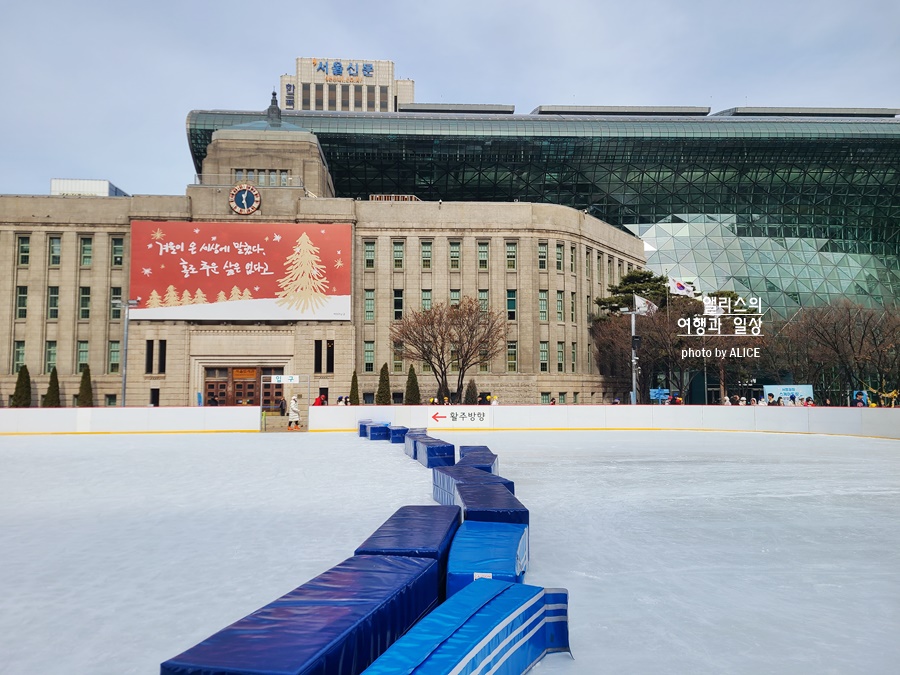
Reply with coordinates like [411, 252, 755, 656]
[188, 110, 900, 315]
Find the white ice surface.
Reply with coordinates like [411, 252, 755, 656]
[1, 430, 898, 674]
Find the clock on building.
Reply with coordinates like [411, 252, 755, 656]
[228, 183, 261, 215]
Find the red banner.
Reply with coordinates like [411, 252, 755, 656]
[129, 221, 352, 320]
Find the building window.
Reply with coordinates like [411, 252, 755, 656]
[506, 290, 517, 320]
[13, 341, 25, 373]
[16, 286, 27, 319]
[354, 85, 362, 110]
[507, 341, 518, 372]
[393, 341, 404, 373]
[557, 341, 565, 373]
[556, 291, 564, 321]
[506, 242, 517, 270]
[364, 341, 374, 373]
[586, 248, 592, 278]
[105, 394, 117, 407]
[17, 236, 30, 266]
[110, 287, 122, 320]
[108, 341, 120, 374]
[478, 289, 488, 312]
[393, 289, 404, 320]
[556, 243, 564, 271]
[315, 83, 324, 110]
[77, 341, 89, 373]
[367, 84, 375, 111]
[571, 342, 577, 373]
[570, 245, 576, 273]
[479, 348, 489, 373]
[328, 84, 337, 109]
[538, 242, 547, 270]
[558, 392, 567, 405]
[597, 253, 603, 282]
[588, 296, 593, 321]
[302, 83, 311, 109]
[364, 289, 375, 321]
[49, 236, 61, 267]
[423, 361, 432, 373]
[48, 286, 59, 320]
[541, 392, 551, 404]
[380, 85, 388, 111]
[478, 242, 489, 270]
[538, 290, 548, 322]
[111, 237, 124, 267]
[80, 237, 93, 266]
[145, 340, 154, 374]
[314, 340, 335, 374]
[79, 287, 91, 320]
[341, 84, 350, 111]
[421, 241, 432, 269]
[450, 346, 460, 373]
[608, 257, 614, 283]
[421, 289, 432, 310]
[571, 292, 576, 322]
[574, 392, 579, 404]
[449, 241, 460, 269]
[364, 241, 375, 269]
[159, 340, 167, 374]
[540, 341, 549, 372]
[45, 341, 57, 374]
[393, 241, 404, 269]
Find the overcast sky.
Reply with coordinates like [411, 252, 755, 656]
[2, 0, 898, 197]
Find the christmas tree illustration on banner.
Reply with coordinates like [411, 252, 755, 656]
[276, 232, 329, 311]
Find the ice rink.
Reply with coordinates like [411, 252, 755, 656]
[1, 429, 899, 674]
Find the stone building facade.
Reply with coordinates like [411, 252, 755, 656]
[0, 119, 642, 409]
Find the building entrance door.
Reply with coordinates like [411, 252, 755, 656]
[203, 366, 284, 406]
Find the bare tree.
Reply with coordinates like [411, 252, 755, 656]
[390, 297, 506, 402]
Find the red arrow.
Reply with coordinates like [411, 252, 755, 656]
[431, 412, 447, 422]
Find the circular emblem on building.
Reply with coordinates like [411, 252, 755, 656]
[228, 183, 261, 215]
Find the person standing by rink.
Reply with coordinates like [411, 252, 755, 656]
[278, 396, 286, 416]
[287, 395, 301, 431]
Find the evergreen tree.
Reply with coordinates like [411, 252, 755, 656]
[44, 367, 61, 407]
[464, 379, 478, 404]
[77, 364, 94, 407]
[404, 365, 421, 405]
[11, 364, 32, 408]
[376, 363, 392, 405]
[349, 370, 360, 405]
[594, 269, 669, 314]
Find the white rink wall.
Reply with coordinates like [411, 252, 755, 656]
[0, 406, 260, 434]
[0, 405, 896, 439]
[310, 405, 900, 440]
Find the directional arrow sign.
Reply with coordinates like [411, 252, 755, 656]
[431, 412, 447, 422]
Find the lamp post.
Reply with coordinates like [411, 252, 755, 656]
[620, 307, 639, 405]
[112, 299, 139, 406]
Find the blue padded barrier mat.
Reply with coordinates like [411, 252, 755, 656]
[358, 419, 373, 437]
[362, 579, 571, 675]
[355, 505, 461, 602]
[414, 438, 455, 469]
[160, 555, 439, 675]
[456, 449, 499, 474]
[404, 431, 428, 459]
[432, 466, 515, 507]
[446, 521, 529, 598]
[388, 426, 409, 444]
[459, 445, 492, 458]
[455, 483, 530, 525]
[367, 424, 390, 441]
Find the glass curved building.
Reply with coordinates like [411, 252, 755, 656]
[187, 106, 900, 317]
